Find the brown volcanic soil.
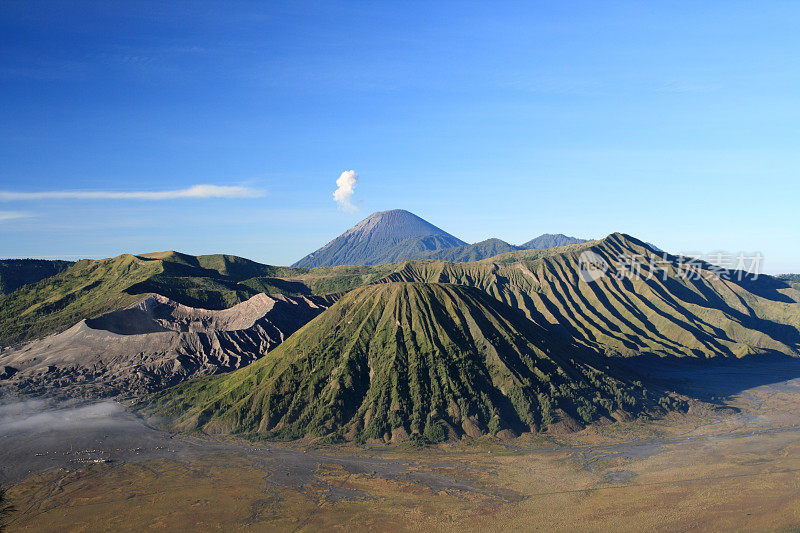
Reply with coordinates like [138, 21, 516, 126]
[0, 293, 338, 398]
[5, 357, 800, 531]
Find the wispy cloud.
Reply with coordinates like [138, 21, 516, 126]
[333, 170, 359, 212]
[0, 184, 264, 201]
[0, 210, 33, 221]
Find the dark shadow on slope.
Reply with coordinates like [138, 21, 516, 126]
[684, 276, 800, 351]
[85, 307, 171, 334]
[591, 274, 692, 352]
[615, 277, 734, 355]
[720, 271, 796, 304]
[618, 353, 800, 401]
[241, 277, 312, 296]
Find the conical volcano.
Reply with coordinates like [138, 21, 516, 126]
[292, 209, 466, 267]
[144, 282, 669, 442]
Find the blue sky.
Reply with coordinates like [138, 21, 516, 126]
[0, 1, 798, 272]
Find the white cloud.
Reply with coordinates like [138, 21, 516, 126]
[333, 170, 359, 212]
[0, 210, 33, 222]
[0, 184, 264, 201]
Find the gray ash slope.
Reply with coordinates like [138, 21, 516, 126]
[0, 292, 337, 398]
[292, 209, 467, 267]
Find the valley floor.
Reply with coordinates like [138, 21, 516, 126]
[4, 357, 800, 532]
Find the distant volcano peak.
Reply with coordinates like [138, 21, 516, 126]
[292, 210, 466, 268]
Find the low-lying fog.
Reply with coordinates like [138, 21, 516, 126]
[0, 399, 130, 433]
[0, 397, 179, 483]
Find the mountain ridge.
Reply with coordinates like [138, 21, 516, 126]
[408, 238, 521, 262]
[141, 281, 675, 441]
[3, 230, 799, 409]
[293, 210, 589, 267]
[0, 251, 388, 347]
[380, 233, 800, 358]
[521, 233, 589, 249]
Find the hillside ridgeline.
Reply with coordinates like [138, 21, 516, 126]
[380, 234, 800, 358]
[0, 251, 391, 347]
[141, 282, 678, 442]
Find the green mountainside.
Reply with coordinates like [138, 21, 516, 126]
[381, 234, 800, 358]
[0, 255, 163, 347]
[142, 282, 673, 442]
[407, 235, 591, 264]
[140, 251, 305, 280]
[0, 251, 390, 347]
[0, 259, 73, 295]
[478, 240, 596, 264]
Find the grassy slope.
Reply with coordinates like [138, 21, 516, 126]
[0, 252, 389, 347]
[0, 259, 73, 295]
[0, 255, 162, 346]
[143, 282, 669, 441]
[381, 234, 800, 358]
